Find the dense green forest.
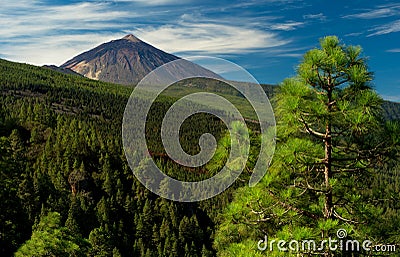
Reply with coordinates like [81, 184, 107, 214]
[1, 36, 400, 257]
[0, 57, 262, 256]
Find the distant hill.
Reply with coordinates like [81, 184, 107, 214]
[383, 101, 400, 120]
[43, 65, 83, 77]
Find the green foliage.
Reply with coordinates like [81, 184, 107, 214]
[0, 135, 31, 256]
[15, 212, 89, 257]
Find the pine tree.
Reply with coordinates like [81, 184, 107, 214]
[215, 36, 397, 256]
[65, 196, 81, 236]
[9, 129, 24, 161]
[89, 226, 113, 257]
[136, 199, 153, 241]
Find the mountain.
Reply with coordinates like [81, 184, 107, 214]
[61, 34, 181, 85]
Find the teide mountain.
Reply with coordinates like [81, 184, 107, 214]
[61, 34, 181, 85]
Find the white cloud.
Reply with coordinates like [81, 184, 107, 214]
[45, 3, 132, 21]
[345, 32, 364, 37]
[303, 13, 326, 21]
[133, 22, 289, 54]
[368, 20, 400, 36]
[386, 48, 400, 53]
[276, 53, 302, 57]
[1, 0, 40, 8]
[110, 0, 189, 5]
[1, 33, 124, 65]
[344, 9, 396, 19]
[0, 2, 134, 39]
[270, 21, 304, 31]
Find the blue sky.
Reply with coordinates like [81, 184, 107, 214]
[1, 0, 400, 102]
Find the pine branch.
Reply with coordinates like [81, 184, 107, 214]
[333, 210, 361, 224]
[298, 116, 326, 138]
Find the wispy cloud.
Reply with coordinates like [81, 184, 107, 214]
[0, 33, 124, 65]
[303, 13, 326, 21]
[109, 0, 191, 5]
[270, 21, 304, 31]
[343, 3, 400, 19]
[0, 2, 134, 39]
[386, 48, 400, 53]
[345, 32, 363, 37]
[368, 20, 400, 36]
[340, 3, 400, 37]
[344, 9, 397, 19]
[133, 22, 289, 54]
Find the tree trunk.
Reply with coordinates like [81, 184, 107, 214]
[324, 87, 333, 219]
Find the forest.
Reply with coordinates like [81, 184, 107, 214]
[1, 36, 399, 256]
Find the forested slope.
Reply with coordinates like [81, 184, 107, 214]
[0, 58, 234, 256]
